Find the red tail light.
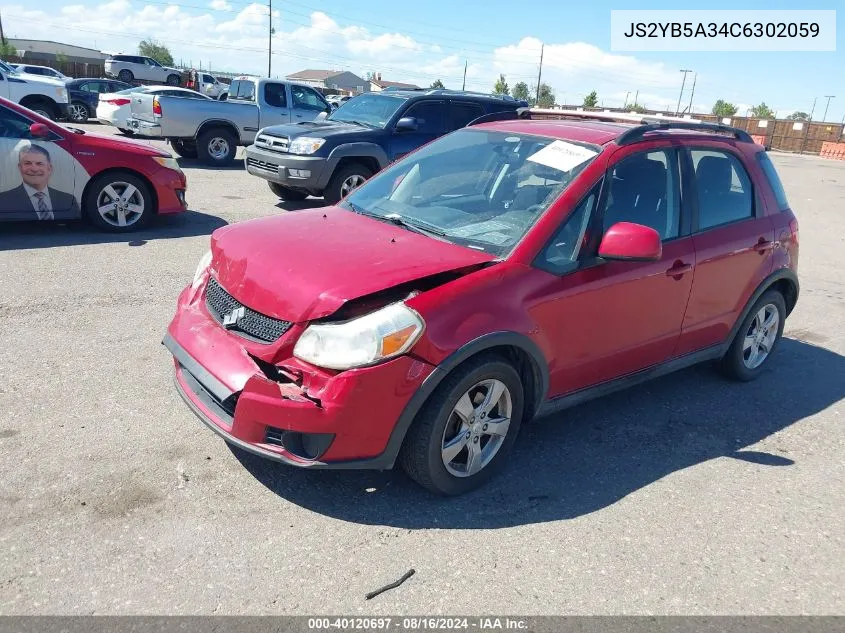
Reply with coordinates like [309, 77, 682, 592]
[106, 98, 131, 106]
[152, 96, 162, 117]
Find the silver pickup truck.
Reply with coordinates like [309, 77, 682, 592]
[125, 76, 332, 166]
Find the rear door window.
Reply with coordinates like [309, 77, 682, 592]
[689, 149, 754, 230]
[264, 83, 287, 107]
[448, 101, 484, 130]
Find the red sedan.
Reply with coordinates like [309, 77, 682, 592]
[0, 96, 186, 231]
[164, 112, 799, 495]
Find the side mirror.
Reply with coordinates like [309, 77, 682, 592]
[395, 117, 418, 132]
[598, 221, 662, 261]
[29, 123, 51, 138]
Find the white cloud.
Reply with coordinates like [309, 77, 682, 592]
[209, 0, 231, 9]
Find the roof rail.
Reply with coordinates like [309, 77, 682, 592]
[465, 108, 532, 127]
[617, 121, 753, 145]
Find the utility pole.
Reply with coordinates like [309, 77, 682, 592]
[687, 73, 697, 114]
[800, 97, 817, 155]
[676, 69, 692, 115]
[822, 95, 835, 122]
[268, 0, 272, 78]
[623, 91, 630, 108]
[535, 43, 544, 106]
[462, 60, 467, 90]
[809, 97, 817, 121]
[0, 9, 6, 45]
[633, 90, 638, 107]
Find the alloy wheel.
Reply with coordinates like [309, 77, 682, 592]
[340, 174, 366, 198]
[742, 303, 779, 369]
[95, 181, 145, 228]
[69, 103, 88, 122]
[440, 379, 512, 478]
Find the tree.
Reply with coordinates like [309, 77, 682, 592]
[430, 79, 445, 89]
[0, 40, 16, 59]
[535, 82, 555, 108]
[582, 91, 598, 108]
[711, 100, 738, 117]
[628, 104, 648, 114]
[786, 111, 809, 121]
[751, 102, 775, 119]
[512, 81, 529, 102]
[493, 74, 509, 96]
[139, 39, 174, 67]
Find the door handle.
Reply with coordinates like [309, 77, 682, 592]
[666, 262, 692, 277]
[753, 239, 774, 253]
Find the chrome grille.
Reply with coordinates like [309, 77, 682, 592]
[255, 133, 289, 153]
[205, 277, 292, 344]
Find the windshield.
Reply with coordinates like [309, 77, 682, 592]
[327, 94, 407, 128]
[341, 129, 600, 256]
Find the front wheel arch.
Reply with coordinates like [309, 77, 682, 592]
[379, 332, 550, 470]
[81, 167, 159, 221]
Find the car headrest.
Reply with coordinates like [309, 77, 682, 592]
[696, 155, 733, 195]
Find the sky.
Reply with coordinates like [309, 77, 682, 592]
[3, 0, 843, 121]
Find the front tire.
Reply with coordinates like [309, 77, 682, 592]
[268, 182, 308, 201]
[83, 171, 154, 232]
[197, 127, 237, 166]
[166, 74, 180, 86]
[323, 162, 372, 205]
[118, 69, 134, 83]
[70, 102, 91, 122]
[719, 290, 786, 381]
[399, 354, 524, 496]
[23, 100, 57, 120]
[170, 139, 198, 159]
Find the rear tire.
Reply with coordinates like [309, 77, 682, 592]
[268, 182, 308, 201]
[68, 101, 89, 122]
[719, 290, 786, 382]
[323, 162, 372, 205]
[118, 69, 134, 83]
[170, 139, 198, 159]
[197, 127, 237, 166]
[83, 171, 154, 232]
[399, 354, 524, 496]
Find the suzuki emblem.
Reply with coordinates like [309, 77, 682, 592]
[222, 306, 246, 329]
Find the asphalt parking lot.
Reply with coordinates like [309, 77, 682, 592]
[0, 123, 843, 615]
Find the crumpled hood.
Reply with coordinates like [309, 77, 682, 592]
[208, 207, 495, 323]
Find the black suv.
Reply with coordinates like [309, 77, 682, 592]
[244, 89, 530, 204]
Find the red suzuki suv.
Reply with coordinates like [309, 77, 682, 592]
[163, 112, 799, 495]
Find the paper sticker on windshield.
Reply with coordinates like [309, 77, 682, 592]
[526, 141, 597, 173]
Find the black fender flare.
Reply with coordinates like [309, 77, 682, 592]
[722, 267, 799, 355]
[319, 143, 390, 189]
[375, 331, 550, 469]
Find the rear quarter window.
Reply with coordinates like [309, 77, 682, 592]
[756, 152, 790, 211]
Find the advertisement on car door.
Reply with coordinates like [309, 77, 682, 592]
[0, 138, 88, 221]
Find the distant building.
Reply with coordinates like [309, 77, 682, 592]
[368, 73, 420, 92]
[285, 69, 369, 94]
[7, 39, 108, 65]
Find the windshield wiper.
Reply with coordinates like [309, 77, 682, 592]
[346, 203, 446, 237]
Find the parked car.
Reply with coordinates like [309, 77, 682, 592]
[244, 89, 529, 204]
[196, 72, 228, 100]
[163, 113, 800, 495]
[125, 76, 332, 166]
[0, 96, 187, 231]
[0, 59, 70, 120]
[104, 54, 182, 86]
[65, 78, 133, 122]
[98, 86, 213, 135]
[11, 64, 71, 81]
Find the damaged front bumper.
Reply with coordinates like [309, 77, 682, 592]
[163, 285, 436, 469]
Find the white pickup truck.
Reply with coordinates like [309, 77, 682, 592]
[125, 76, 331, 165]
[0, 59, 70, 120]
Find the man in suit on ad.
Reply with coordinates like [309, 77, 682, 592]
[0, 143, 80, 220]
